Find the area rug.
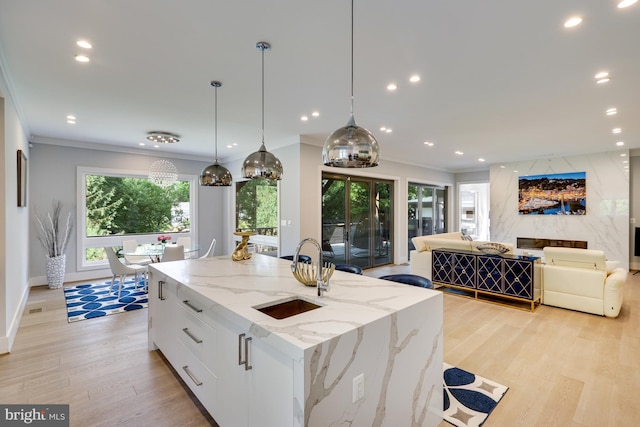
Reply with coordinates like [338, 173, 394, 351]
[443, 363, 509, 427]
[64, 279, 148, 322]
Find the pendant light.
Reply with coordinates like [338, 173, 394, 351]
[322, 0, 379, 168]
[149, 159, 178, 187]
[200, 81, 233, 186]
[241, 41, 283, 180]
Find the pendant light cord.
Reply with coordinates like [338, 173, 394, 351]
[262, 45, 266, 145]
[214, 84, 218, 161]
[350, 0, 354, 116]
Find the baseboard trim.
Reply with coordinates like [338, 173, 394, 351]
[1, 279, 31, 354]
[30, 268, 112, 287]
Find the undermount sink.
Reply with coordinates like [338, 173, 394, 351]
[255, 297, 322, 320]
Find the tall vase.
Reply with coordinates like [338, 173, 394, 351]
[46, 254, 66, 289]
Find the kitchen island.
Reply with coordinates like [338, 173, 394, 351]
[148, 254, 443, 427]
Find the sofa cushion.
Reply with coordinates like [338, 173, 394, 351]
[543, 247, 606, 271]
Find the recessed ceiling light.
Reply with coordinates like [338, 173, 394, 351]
[380, 127, 387, 131]
[387, 83, 397, 91]
[423, 141, 434, 146]
[623, 160, 628, 164]
[66, 119, 76, 125]
[66, 115, 76, 120]
[616, 141, 625, 146]
[409, 75, 420, 83]
[513, 170, 519, 173]
[606, 107, 617, 115]
[618, 0, 637, 8]
[74, 55, 90, 63]
[139, 142, 145, 146]
[500, 165, 506, 169]
[232, 143, 238, 146]
[385, 128, 392, 133]
[455, 151, 464, 156]
[478, 158, 486, 162]
[76, 40, 92, 49]
[564, 17, 582, 28]
[621, 153, 627, 157]
[612, 128, 622, 134]
[594, 71, 609, 79]
[312, 111, 319, 117]
[227, 144, 233, 148]
[153, 145, 159, 148]
[301, 115, 309, 121]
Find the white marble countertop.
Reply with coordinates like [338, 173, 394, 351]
[149, 254, 441, 358]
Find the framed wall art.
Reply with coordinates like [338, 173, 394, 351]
[17, 149, 27, 207]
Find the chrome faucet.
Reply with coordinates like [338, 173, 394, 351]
[292, 237, 329, 296]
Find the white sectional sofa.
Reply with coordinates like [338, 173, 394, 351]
[542, 247, 626, 317]
[409, 232, 514, 280]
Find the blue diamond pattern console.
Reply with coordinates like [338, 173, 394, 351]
[432, 249, 541, 311]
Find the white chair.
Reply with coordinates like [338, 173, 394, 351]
[161, 245, 185, 262]
[199, 238, 216, 259]
[105, 247, 147, 299]
[122, 239, 152, 266]
[176, 237, 192, 258]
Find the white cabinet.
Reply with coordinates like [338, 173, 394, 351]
[149, 276, 295, 427]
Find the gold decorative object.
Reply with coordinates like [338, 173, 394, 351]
[291, 261, 335, 287]
[232, 231, 256, 261]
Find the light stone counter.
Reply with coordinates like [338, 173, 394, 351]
[149, 254, 443, 426]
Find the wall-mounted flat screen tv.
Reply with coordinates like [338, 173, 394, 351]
[518, 172, 586, 215]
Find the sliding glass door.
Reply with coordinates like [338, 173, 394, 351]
[322, 173, 393, 269]
[408, 183, 447, 255]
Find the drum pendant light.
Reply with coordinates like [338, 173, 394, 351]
[322, 0, 379, 168]
[200, 80, 232, 187]
[200, 81, 233, 186]
[241, 41, 283, 180]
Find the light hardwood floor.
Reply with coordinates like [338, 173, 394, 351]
[1, 265, 638, 426]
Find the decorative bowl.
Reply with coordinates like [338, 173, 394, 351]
[291, 261, 335, 287]
[476, 242, 509, 255]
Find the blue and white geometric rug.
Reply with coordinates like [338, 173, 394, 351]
[64, 279, 148, 322]
[443, 363, 509, 427]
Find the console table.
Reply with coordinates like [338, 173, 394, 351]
[432, 249, 541, 311]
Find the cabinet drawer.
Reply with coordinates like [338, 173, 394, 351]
[172, 340, 218, 418]
[175, 303, 219, 369]
[177, 286, 221, 330]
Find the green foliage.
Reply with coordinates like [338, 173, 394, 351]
[236, 180, 277, 234]
[85, 175, 190, 237]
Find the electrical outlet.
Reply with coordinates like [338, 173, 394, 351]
[352, 373, 364, 403]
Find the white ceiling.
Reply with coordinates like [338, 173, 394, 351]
[0, 0, 638, 173]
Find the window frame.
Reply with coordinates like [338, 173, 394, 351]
[76, 166, 198, 271]
[232, 178, 280, 253]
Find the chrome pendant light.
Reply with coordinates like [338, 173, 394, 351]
[200, 81, 233, 186]
[322, 0, 379, 168]
[241, 41, 283, 180]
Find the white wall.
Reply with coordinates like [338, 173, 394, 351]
[490, 152, 630, 269]
[1, 73, 31, 353]
[28, 141, 225, 283]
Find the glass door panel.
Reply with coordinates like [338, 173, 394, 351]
[322, 173, 393, 269]
[408, 183, 447, 257]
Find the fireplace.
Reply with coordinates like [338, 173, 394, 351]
[517, 237, 587, 251]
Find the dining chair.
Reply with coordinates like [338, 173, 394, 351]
[122, 239, 152, 266]
[199, 238, 216, 259]
[161, 245, 185, 262]
[105, 247, 148, 299]
[334, 264, 363, 275]
[378, 274, 433, 288]
[176, 237, 192, 258]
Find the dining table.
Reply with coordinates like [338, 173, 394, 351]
[122, 243, 201, 263]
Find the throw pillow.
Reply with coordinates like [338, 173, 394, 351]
[475, 242, 509, 255]
[461, 234, 473, 241]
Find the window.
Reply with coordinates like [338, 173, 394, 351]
[77, 167, 197, 269]
[235, 179, 278, 254]
[458, 182, 489, 241]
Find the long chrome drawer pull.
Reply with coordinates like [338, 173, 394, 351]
[158, 280, 165, 300]
[182, 366, 203, 386]
[238, 333, 246, 366]
[244, 336, 253, 371]
[182, 328, 203, 344]
[182, 300, 203, 313]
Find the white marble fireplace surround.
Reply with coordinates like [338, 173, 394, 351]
[489, 151, 630, 269]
